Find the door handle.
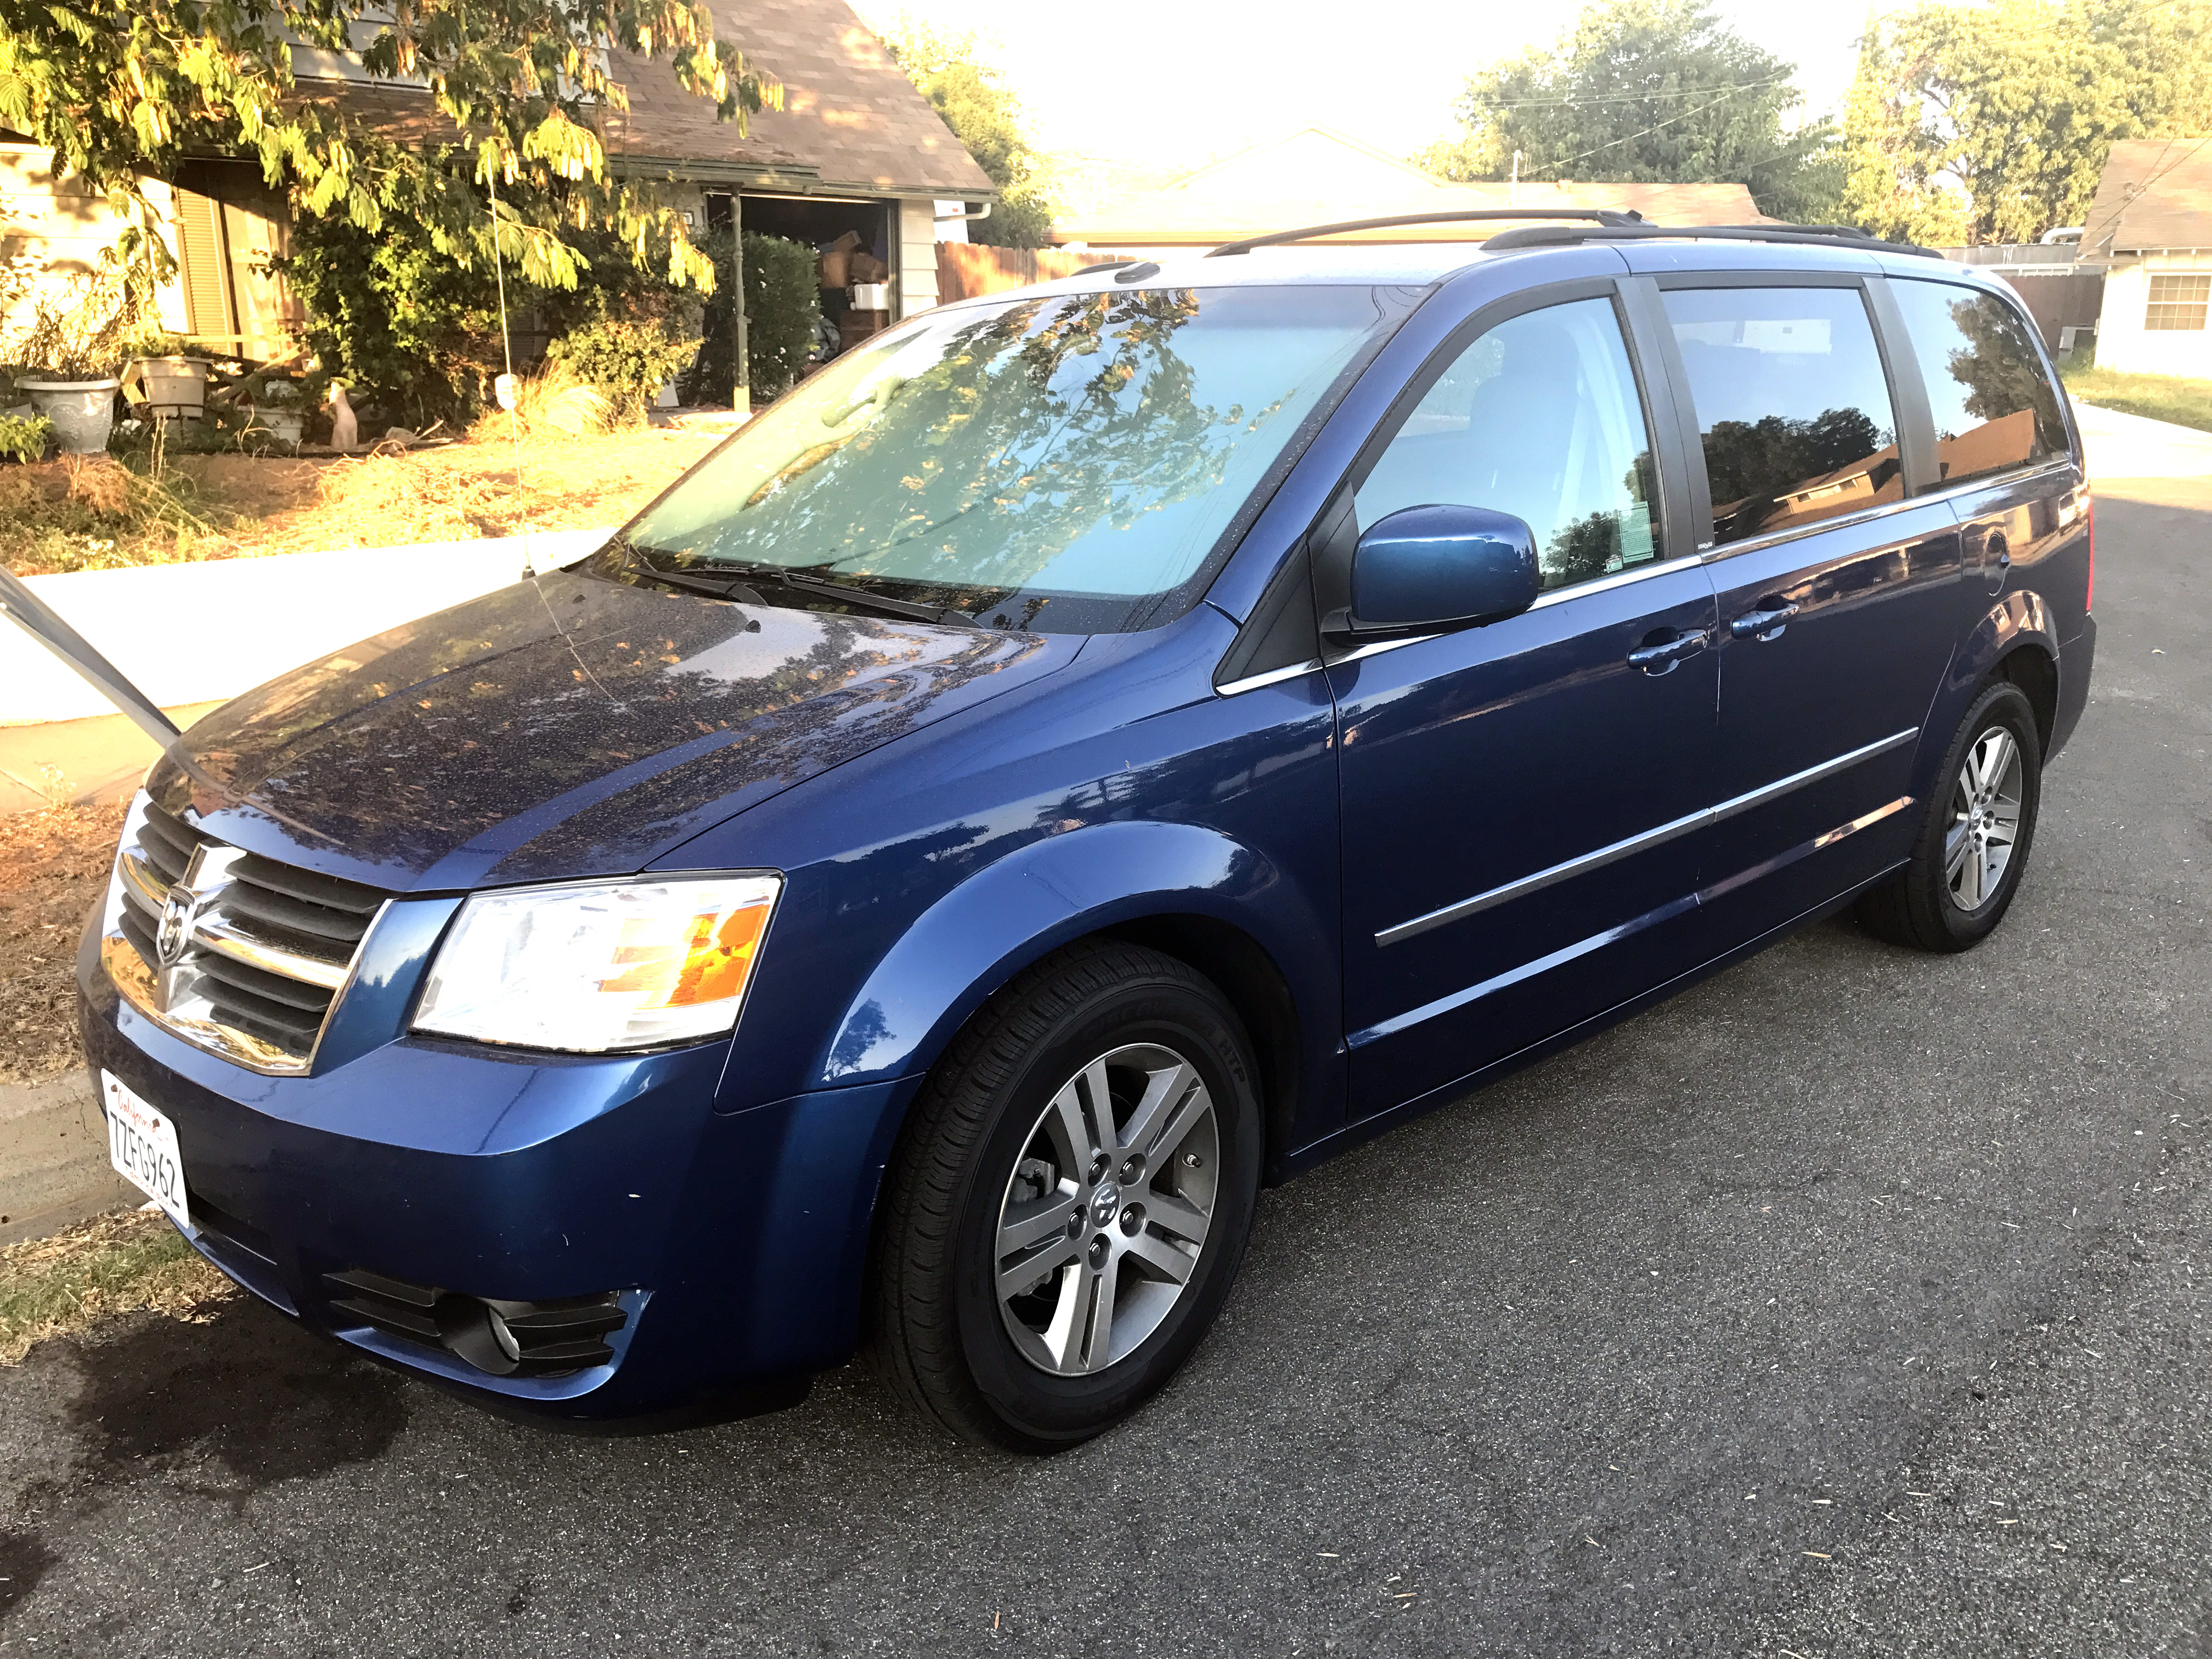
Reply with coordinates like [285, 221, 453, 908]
[1627, 628, 1709, 676]
[1728, 600, 1801, 641]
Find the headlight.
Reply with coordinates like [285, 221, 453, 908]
[413, 875, 781, 1053]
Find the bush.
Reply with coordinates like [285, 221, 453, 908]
[546, 319, 699, 423]
[470, 360, 614, 440]
[684, 230, 822, 406]
[0, 414, 53, 464]
[282, 196, 703, 431]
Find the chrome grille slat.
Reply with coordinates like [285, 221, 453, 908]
[215, 880, 371, 949]
[104, 795, 390, 1074]
[231, 852, 383, 917]
[204, 984, 327, 1040]
[193, 949, 337, 1014]
[192, 915, 352, 991]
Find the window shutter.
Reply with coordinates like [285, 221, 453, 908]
[173, 187, 235, 340]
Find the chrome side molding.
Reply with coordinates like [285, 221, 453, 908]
[1375, 727, 1920, 946]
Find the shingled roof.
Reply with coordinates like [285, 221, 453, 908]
[317, 0, 991, 198]
[2081, 138, 2212, 258]
[605, 0, 991, 196]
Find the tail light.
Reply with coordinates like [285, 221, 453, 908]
[2084, 497, 2095, 614]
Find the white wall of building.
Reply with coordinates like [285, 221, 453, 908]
[1, 145, 189, 345]
[897, 197, 939, 317]
[2094, 253, 2212, 377]
[931, 201, 971, 244]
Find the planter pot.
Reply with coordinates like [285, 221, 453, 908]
[21, 378, 121, 455]
[254, 408, 306, 449]
[131, 356, 211, 421]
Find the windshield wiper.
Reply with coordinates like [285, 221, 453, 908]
[761, 568, 975, 628]
[613, 538, 768, 605]
[614, 537, 974, 628]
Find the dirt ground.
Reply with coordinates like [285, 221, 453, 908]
[0, 804, 128, 1085]
[3, 426, 725, 577]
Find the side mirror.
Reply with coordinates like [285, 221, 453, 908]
[1342, 504, 1541, 636]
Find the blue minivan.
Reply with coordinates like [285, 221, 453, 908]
[80, 216, 2094, 1449]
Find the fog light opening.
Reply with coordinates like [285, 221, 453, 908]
[486, 1304, 524, 1364]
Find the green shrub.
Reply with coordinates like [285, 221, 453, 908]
[684, 230, 822, 406]
[281, 193, 701, 431]
[546, 319, 699, 423]
[0, 413, 53, 462]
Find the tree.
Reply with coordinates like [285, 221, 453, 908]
[0, 0, 780, 296]
[1837, 0, 2212, 246]
[879, 20, 1052, 247]
[1415, 0, 1842, 221]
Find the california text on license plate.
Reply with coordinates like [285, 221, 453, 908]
[102, 1070, 192, 1232]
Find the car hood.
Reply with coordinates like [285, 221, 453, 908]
[147, 570, 1071, 891]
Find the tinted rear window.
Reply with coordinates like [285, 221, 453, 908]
[1889, 280, 2068, 488]
[1663, 286, 1902, 547]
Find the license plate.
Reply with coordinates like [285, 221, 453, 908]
[101, 1070, 192, 1232]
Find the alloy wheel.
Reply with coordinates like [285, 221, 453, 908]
[992, 1042, 1220, 1375]
[1945, 724, 2025, 912]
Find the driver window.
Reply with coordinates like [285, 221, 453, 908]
[1355, 296, 1661, 593]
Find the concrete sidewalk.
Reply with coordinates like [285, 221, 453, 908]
[2074, 399, 2212, 479]
[0, 1071, 131, 1246]
[1, 525, 612, 812]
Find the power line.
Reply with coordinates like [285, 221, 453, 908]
[1525, 87, 1748, 179]
[1465, 73, 1793, 111]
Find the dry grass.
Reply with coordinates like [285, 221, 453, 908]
[2, 425, 723, 577]
[0, 1205, 234, 1366]
[0, 802, 129, 1085]
[486, 360, 617, 440]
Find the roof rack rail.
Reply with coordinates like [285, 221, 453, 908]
[1481, 221, 1945, 259]
[1206, 208, 1647, 258]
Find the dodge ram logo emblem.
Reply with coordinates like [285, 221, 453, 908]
[155, 883, 210, 967]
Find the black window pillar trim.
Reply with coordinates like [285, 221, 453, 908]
[1616, 275, 1709, 558]
[1862, 275, 1941, 498]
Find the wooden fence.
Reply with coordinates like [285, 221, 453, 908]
[935, 243, 1127, 302]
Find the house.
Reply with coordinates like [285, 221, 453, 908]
[2080, 138, 2212, 376]
[1, 0, 990, 368]
[1051, 126, 1772, 252]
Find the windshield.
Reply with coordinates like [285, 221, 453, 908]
[611, 285, 1399, 633]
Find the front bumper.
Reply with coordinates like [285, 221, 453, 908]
[78, 923, 913, 1423]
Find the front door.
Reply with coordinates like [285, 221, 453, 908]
[1331, 291, 1722, 1120]
[1656, 278, 1966, 932]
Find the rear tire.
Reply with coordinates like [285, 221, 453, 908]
[870, 941, 1263, 1452]
[1858, 680, 2042, 952]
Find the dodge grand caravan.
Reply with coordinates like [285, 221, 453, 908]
[80, 215, 2095, 1450]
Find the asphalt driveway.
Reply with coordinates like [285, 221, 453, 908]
[2, 481, 2205, 1658]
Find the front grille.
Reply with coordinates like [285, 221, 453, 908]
[105, 798, 388, 1073]
[323, 1268, 628, 1378]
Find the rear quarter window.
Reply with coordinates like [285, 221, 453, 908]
[1889, 280, 2069, 488]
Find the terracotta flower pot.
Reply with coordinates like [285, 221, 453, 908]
[21, 377, 121, 454]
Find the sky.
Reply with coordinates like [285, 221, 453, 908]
[849, 0, 1873, 183]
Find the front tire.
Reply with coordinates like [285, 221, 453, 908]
[870, 941, 1263, 1452]
[1858, 680, 2042, 952]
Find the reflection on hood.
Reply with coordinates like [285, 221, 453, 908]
[150, 571, 1068, 891]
